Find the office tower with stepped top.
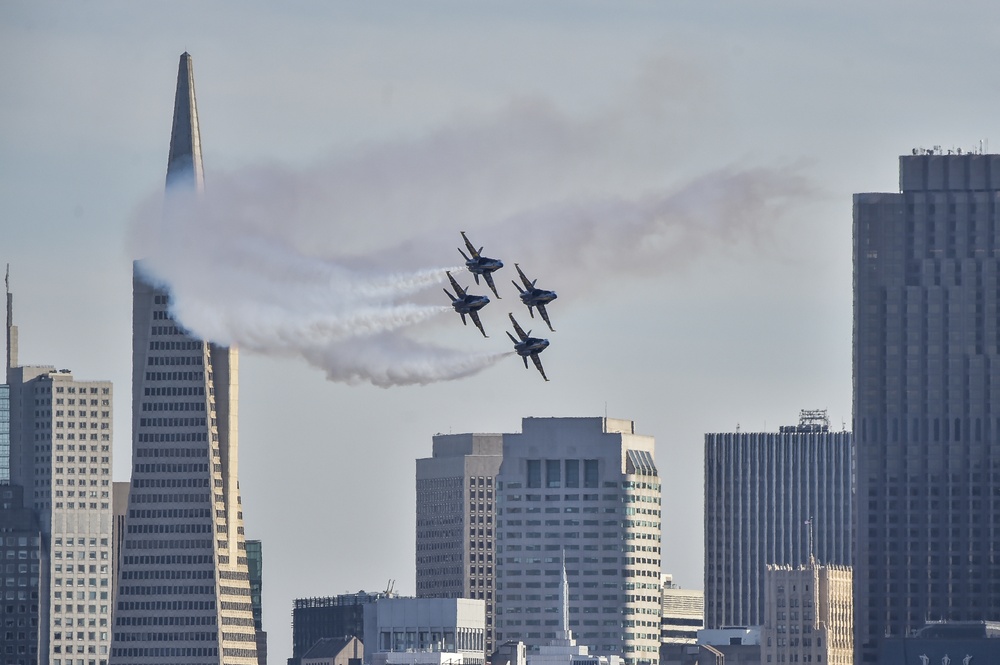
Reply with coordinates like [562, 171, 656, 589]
[109, 53, 258, 665]
[853, 150, 1000, 662]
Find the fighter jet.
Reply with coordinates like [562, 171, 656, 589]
[458, 231, 503, 298]
[506, 313, 550, 381]
[511, 263, 558, 332]
[443, 271, 491, 337]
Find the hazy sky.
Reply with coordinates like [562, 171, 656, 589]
[3, 2, 1000, 662]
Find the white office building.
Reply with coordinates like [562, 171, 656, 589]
[495, 417, 662, 665]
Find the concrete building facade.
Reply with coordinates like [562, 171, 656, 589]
[703, 411, 852, 630]
[495, 417, 662, 665]
[416, 434, 503, 653]
[853, 151, 1000, 661]
[362, 597, 486, 665]
[110, 53, 258, 665]
[760, 563, 852, 665]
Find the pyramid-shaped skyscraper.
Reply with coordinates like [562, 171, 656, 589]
[110, 53, 259, 665]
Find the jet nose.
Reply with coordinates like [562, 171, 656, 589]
[541, 339, 550, 349]
[497, 260, 504, 268]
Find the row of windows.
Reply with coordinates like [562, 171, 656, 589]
[121, 554, 212, 565]
[54, 422, 110, 430]
[122, 539, 213, 550]
[141, 400, 205, 412]
[129, 508, 211, 519]
[135, 432, 212, 443]
[54, 387, 109, 395]
[116, 599, 215, 611]
[53, 410, 109, 418]
[131, 477, 210, 488]
[129, 492, 210, 504]
[143, 386, 206, 396]
[127, 523, 211, 535]
[135, 447, 208, 458]
[111, 647, 217, 657]
[118, 585, 214, 597]
[147, 355, 203, 367]
[137, 418, 207, 428]
[149, 340, 202, 350]
[121, 569, 213, 580]
[525, 459, 600, 488]
[133, 463, 208, 474]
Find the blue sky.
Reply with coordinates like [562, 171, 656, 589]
[3, 2, 1000, 662]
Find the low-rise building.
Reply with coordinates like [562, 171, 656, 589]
[363, 597, 487, 665]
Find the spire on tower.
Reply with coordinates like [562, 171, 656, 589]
[165, 52, 205, 191]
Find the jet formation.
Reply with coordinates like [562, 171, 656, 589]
[444, 232, 558, 380]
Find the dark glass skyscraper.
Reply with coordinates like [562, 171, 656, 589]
[853, 151, 1000, 662]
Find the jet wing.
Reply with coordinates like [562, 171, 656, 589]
[508, 313, 528, 340]
[446, 271, 466, 298]
[514, 263, 533, 289]
[460, 231, 481, 258]
[470, 310, 488, 338]
[537, 304, 555, 332]
[483, 271, 501, 299]
[530, 353, 549, 381]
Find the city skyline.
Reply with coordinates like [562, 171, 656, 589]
[4, 3, 1000, 664]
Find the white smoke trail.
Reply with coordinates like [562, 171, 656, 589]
[130, 65, 814, 388]
[134, 188, 507, 387]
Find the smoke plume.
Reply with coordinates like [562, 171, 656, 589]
[131, 79, 813, 387]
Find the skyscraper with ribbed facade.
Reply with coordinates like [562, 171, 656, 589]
[703, 410, 852, 631]
[495, 417, 662, 665]
[853, 151, 1000, 662]
[416, 433, 504, 654]
[109, 53, 258, 665]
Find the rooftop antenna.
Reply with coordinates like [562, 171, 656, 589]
[805, 517, 815, 565]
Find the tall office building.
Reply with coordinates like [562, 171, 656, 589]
[5, 274, 115, 664]
[110, 53, 258, 664]
[416, 433, 503, 653]
[495, 417, 661, 665]
[703, 410, 852, 630]
[853, 150, 1000, 662]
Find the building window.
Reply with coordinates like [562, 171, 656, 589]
[527, 461, 541, 488]
[546, 460, 561, 488]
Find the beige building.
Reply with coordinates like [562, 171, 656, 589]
[761, 563, 852, 665]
